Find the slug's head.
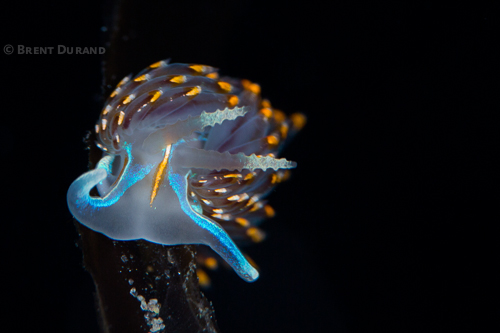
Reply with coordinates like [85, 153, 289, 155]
[67, 60, 305, 282]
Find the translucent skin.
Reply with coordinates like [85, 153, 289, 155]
[67, 61, 302, 282]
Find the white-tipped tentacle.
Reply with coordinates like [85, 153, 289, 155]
[143, 106, 248, 154]
[170, 145, 297, 172]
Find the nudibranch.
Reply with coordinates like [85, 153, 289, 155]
[67, 60, 305, 282]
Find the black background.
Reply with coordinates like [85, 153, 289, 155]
[1, 1, 497, 332]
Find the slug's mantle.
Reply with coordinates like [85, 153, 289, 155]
[67, 60, 305, 282]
